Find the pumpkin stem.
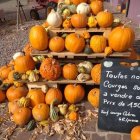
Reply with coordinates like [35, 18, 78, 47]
[123, 20, 132, 28]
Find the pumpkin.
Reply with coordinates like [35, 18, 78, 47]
[108, 26, 135, 52]
[0, 65, 12, 80]
[64, 84, 85, 103]
[0, 90, 6, 103]
[71, 0, 87, 5]
[91, 64, 101, 84]
[63, 18, 72, 29]
[71, 14, 88, 28]
[8, 100, 20, 114]
[90, 1, 103, 15]
[88, 15, 97, 27]
[69, 111, 79, 121]
[27, 89, 45, 107]
[42, 21, 49, 28]
[8, 70, 16, 83]
[96, 10, 114, 28]
[14, 55, 35, 73]
[32, 103, 50, 121]
[63, 63, 78, 80]
[49, 36, 65, 52]
[90, 35, 107, 53]
[65, 33, 85, 53]
[47, 10, 62, 27]
[76, 3, 91, 15]
[131, 126, 140, 140]
[45, 88, 62, 105]
[104, 47, 113, 56]
[81, 31, 90, 39]
[40, 58, 61, 80]
[6, 86, 28, 102]
[29, 25, 49, 51]
[23, 43, 33, 55]
[12, 107, 31, 126]
[65, 0, 71, 5]
[88, 88, 100, 108]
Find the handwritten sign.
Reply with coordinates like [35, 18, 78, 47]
[98, 59, 140, 133]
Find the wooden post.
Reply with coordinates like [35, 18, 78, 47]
[16, 0, 19, 31]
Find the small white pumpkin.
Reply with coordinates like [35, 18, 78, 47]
[47, 9, 62, 27]
[76, 3, 91, 15]
[13, 52, 24, 60]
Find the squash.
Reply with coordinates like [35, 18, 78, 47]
[29, 25, 49, 51]
[108, 26, 135, 52]
[65, 33, 85, 53]
[42, 21, 49, 28]
[68, 4, 77, 14]
[13, 52, 24, 60]
[28, 71, 39, 82]
[32, 103, 50, 121]
[0, 90, 6, 103]
[68, 111, 79, 121]
[18, 97, 31, 107]
[47, 10, 62, 27]
[77, 73, 91, 82]
[45, 88, 62, 105]
[49, 36, 65, 52]
[14, 81, 24, 87]
[91, 64, 101, 84]
[71, 14, 88, 28]
[27, 89, 45, 107]
[71, 0, 87, 5]
[88, 88, 100, 108]
[12, 107, 32, 126]
[63, 18, 72, 29]
[8, 100, 20, 114]
[84, 46, 93, 54]
[62, 9, 71, 19]
[88, 15, 97, 28]
[26, 120, 36, 131]
[14, 55, 35, 73]
[58, 104, 68, 115]
[6, 85, 28, 102]
[0, 65, 12, 80]
[64, 84, 85, 103]
[63, 63, 78, 80]
[76, 3, 91, 15]
[104, 47, 113, 56]
[81, 31, 90, 39]
[90, 35, 107, 53]
[23, 43, 33, 55]
[96, 10, 114, 28]
[40, 58, 61, 80]
[90, 1, 103, 15]
[131, 126, 140, 140]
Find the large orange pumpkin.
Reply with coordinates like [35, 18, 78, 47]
[45, 88, 62, 105]
[90, 1, 103, 15]
[27, 89, 45, 107]
[65, 33, 85, 53]
[40, 58, 61, 80]
[109, 26, 135, 52]
[32, 103, 50, 121]
[0, 90, 6, 103]
[71, 0, 87, 5]
[91, 64, 101, 84]
[71, 14, 88, 28]
[8, 100, 20, 114]
[23, 43, 33, 55]
[6, 86, 28, 102]
[63, 63, 78, 80]
[90, 35, 107, 53]
[88, 88, 100, 108]
[0, 65, 12, 80]
[131, 126, 140, 140]
[14, 55, 35, 73]
[29, 25, 49, 51]
[49, 36, 65, 52]
[96, 10, 114, 28]
[12, 107, 31, 126]
[64, 84, 85, 104]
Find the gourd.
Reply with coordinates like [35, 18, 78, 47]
[14, 81, 24, 87]
[68, 111, 79, 121]
[131, 126, 140, 140]
[88, 15, 97, 27]
[58, 104, 68, 115]
[77, 73, 91, 82]
[71, 0, 87, 5]
[104, 47, 113, 56]
[8, 100, 20, 114]
[84, 46, 93, 54]
[62, 9, 71, 19]
[68, 4, 77, 14]
[23, 43, 33, 55]
[63, 18, 72, 29]
[0, 65, 12, 80]
[28, 71, 39, 82]
[0, 90, 6, 103]
[13, 52, 24, 60]
[18, 97, 31, 107]
[26, 120, 36, 131]
[81, 31, 90, 39]
[76, 3, 91, 15]
[47, 10, 62, 27]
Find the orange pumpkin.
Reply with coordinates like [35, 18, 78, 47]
[104, 47, 113, 56]
[63, 18, 72, 29]
[14, 55, 35, 73]
[8, 70, 15, 83]
[45, 88, 62, 105]
[65, 33, 85, 53]
[91, 64, 101, 84]
[29, 25, 49, 51]
[12, 107, 31, 126]
[49, 36, 65, 52]
[90, 35, 107, 53]
[109, 26, 135, 52]
[6, 86, 28, 102]
[8, 100, 20, 114]
[40, 58, 61, 80]
[71, 14, 88, 28]
[69, 111, 79, 121]
[131, 126, 140, 140]
[90, 1, 103, 15]
[88, 88, 100, 108]
[81, 31, 91, 39]
[23, 43, 33, 55]
[32, 103, 50, 121]
[0, 65, 12, 80]
[64, 84, 85, 104]
[96, 10, 114, 28]
[27, 89, 45, 107]
[71, 0, 87, 5]
[0, 90, 6, 103]
[63, 63, 78, 80]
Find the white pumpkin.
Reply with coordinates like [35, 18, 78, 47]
[13, 52, 24, 60]
[47, 10, 62, 27]
[76, 3, 91, 15]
